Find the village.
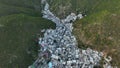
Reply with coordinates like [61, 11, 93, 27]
[29, 0, 114, 68]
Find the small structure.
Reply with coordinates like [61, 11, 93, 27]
[48, 62, 52, 68]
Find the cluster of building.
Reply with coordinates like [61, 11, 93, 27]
[28, 0, 115, 68]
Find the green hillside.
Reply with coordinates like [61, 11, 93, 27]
[0, 0, 55, 68]
[0, 0, 120, 68]
[75, 0, 120, 67]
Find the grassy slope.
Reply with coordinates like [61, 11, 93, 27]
[73, 0, 120, 67]
[0, 0, 55, 68]
[51, 0, 120, 67]
[0, 0, 42, 17]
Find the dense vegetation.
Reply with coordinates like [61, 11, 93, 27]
[0, 0, 120, 68]
[0, 0, 55, 68]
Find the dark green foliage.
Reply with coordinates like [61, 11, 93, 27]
[0, 0, 55, 68]
[0, 14, 55, 68]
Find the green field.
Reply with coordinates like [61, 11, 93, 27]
[0, 0, 120, 68]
